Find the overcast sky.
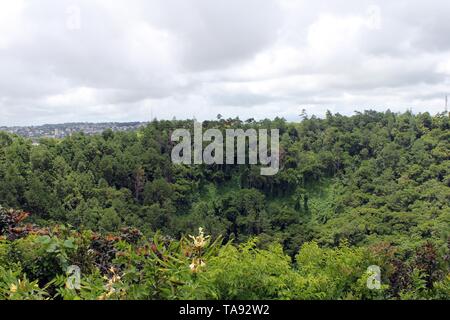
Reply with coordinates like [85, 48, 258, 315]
[1, 0, 450, 125]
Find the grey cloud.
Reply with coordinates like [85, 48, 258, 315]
[0, 0, 450, 126]
[144, 0, 283, 71]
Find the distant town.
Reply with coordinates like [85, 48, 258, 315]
[0, 122, 149, 140]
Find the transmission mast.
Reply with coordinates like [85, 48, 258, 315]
[446, 95, 448, 113]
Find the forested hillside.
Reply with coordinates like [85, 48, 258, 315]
[0, 110, 449, 300]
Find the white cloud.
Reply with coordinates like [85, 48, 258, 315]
[0, 0, 449, 126]
[0, 0, 26, 48]
[307, 13, 364, 61]
[45, 87, 99, 107]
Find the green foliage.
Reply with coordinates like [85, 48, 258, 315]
[185, 240, 296, 300]
[0, 111, 449, 300]
[0, 227, 447, 300]
[8, 234, 79, 285]
[0, 266, 48, 300]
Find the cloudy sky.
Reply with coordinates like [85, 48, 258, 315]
[1, 0, 450, 126]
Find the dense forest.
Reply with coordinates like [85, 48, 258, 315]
[0, 110, 449, 300]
